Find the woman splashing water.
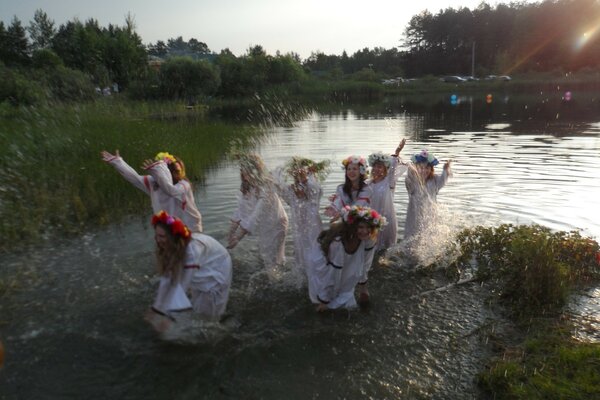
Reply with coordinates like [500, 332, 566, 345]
[146, 211, 232, 333]
[227, 154, 289, 270]
[101, 150, 203, 233]
[309, 205, 386, 311]
[403, 149, 452, 259]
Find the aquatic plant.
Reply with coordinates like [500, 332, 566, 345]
[0, 99, 261, 252]
[452, 224, 600, 318]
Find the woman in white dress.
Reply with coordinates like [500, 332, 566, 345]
[367, 139, 408, 251]
[308, 205, 386, 310]
[404, 149, 452, 245]
[325, 155, 372, 221]
[273, 157, 329, 274]
[227, 154, 289, 268]
[146, 211, 232, 332]
[101, 150, 203, 233]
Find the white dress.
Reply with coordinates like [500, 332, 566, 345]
[231, 184, 289, 268]
[308, 238, 376, 309]
[107, 157, 203, 232]
[152, 233, 232, 321]
[274, 172, 323, 273]
[330, 184, 372, 213]
[404, 165, 450, 242]
[367, 156, 407, 250]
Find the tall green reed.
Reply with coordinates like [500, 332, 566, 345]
[0, 99, 261, 251]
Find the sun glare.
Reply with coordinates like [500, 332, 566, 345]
[574, 20, 600, 51]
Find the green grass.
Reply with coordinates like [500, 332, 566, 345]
[478, 322, 600, 399]
[0, 98, 261, 251]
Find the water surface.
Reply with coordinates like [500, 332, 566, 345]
[2, 94, 599, 399]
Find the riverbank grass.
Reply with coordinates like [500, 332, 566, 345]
[0, 99, 258, 251]
[449, 224, 600, 399]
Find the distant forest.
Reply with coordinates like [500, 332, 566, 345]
[1, 0, 600, 103]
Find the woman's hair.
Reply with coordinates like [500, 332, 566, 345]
[318, 221, 360, 255]
[237, 154, 271, 194]
[342, 165, 367, 200]
[167, 156, 188, 184]
[155, 222, 189, 284]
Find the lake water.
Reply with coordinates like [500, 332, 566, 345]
[1, 93, 599, 399]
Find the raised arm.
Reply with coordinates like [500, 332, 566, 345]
[101, 150, 151, 194]
[143, 160, 188, 197]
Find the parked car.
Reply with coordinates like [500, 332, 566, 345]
[441, 76, 466, 83]
[498, 75, 512, 81]
[462, 76, 478, 81]
[484, 75, 497, 80]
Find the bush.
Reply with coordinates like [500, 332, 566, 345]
[31, 49, 64, 69]
[453, 224, 600, 318]
[0, 64, 45, 105]
[159, 57, 221, 101]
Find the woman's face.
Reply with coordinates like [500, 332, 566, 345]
[346, 163, 361, 183]
[416, 163, 432, 179]
[293, 168, 308, 184]
[154, 225, 170, 250]
[357, 221, 371, 241]
[371, 162, 387, 181]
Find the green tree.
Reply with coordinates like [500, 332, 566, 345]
[159, 57, 220, 100]
[2, 16, 30, 66]
[28, 9, 56, 50]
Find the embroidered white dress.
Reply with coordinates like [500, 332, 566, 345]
[330, 184, 372, 214]
[274, 172, 323, 273]
[231, 184, 289, 268]
[152, 233, 232, 321]
[308, 238, 376, 309]
[107, 157, 203, 232]
[367, 156, 408, 250]
[404, 165, 450, 242]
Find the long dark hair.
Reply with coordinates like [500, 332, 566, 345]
[318, 221, 359, 255]
[342, 167, 367, 201]
[155, 222, 189, 284]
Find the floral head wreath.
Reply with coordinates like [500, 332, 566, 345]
[285, 157, 331, 182]
[341, 155, 367, 175]
[151, 210, 191, 240]
[368, 152, 392, 169]
[155, 151, 177, 165]
[341, 205, 387, 231]
[411, 149, 439, 166]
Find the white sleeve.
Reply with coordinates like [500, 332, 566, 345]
[360, 240, 377, 283]
[390, 156, 408, 188]
[146, 161, 187, 197]
[405, 163, 418, 194]
[434, 168, 450, 193]
[109, 157, 151, 194]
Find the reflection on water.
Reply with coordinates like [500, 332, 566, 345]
[2, 96, 600, 399]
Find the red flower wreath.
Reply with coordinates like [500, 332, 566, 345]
[151, 210, 191, 239]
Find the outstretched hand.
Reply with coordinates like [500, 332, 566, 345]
[101, 149, 119, 162]
[394, 138, 406, 156]
[444, 159, 453, 171]
[141, 159, 156, 170]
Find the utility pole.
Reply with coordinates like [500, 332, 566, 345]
[471, 41, 475, 77]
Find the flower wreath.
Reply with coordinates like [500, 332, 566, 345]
[285, 156, 330, 182]
[155, 151, 177, 165]
[411, 149, 439, 166]
[151, 210, 191, 240]
[368, 151, 392, 169]
[341, 155, 367, 175]
[341, 205, 387, 231]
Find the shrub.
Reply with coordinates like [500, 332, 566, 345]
[453, 224, 600, 318]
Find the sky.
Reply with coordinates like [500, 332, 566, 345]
[1, 0, 539, 59]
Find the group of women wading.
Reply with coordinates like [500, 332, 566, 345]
[101, 140, 452, 333]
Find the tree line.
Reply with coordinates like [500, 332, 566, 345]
[1, 0, 599, 105]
